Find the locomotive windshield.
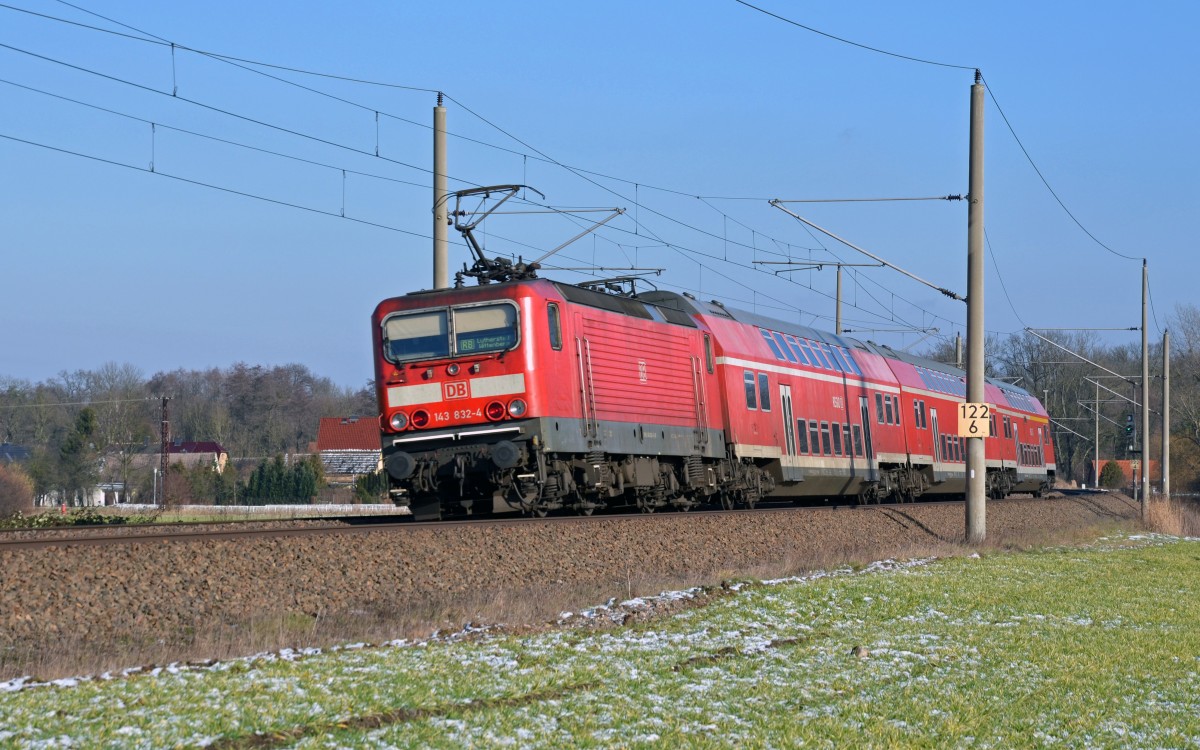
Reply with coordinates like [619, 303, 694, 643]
[383, 302, 518, 362]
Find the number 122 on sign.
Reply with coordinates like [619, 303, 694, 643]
[958, 402, 991, 437]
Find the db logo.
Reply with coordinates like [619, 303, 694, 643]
[444, 381, 469, 400]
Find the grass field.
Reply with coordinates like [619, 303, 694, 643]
[3, 529, 1198, 748]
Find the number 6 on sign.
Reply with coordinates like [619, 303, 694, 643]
[957, 402, 991, 437]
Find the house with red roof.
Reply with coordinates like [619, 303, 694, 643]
[316, 416, 382, 480]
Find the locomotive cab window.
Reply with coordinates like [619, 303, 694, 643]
[547, 303, 562, 350]
[383, 302, 519, 363]
[455, 304, 518, 354]
[383, 309, 449, 361]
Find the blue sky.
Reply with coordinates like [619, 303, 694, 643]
[2, 1, 1195, 388]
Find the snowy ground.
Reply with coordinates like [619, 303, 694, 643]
[2, 532, 1198, 748]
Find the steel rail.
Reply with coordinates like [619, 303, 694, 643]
[0, 495, 1062, 552]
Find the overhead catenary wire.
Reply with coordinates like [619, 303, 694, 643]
[0, 77, 433, 191]
[0, 131, 441, 241]
[4, 0, 973, 343]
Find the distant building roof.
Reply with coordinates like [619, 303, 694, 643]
[316, 416, 380, 452]
[168, 441, 226, 455]
[320, 450, 382, 477]
[0, 443, 31, 463]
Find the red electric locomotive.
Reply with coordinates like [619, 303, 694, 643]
[372, 267, 1054, 521]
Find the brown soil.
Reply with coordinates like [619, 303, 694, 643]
[0, 492, 1140, 680]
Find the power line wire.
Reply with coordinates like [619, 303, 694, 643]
[732, 0, 975, 70]
[984, 228, 1028, 328]
[980, 74, 1139, 263]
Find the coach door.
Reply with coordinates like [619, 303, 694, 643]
[780, 384, 801, 481]
[859, 396, 877, 481]
[931, 408, 942, 464]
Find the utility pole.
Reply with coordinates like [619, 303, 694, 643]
[965, 71, 986, 544]
[835, 265, 843, 335]
[159, 396, 170, 510]
[1094, 379, 1100, 489]
[1140, 260, 1149, 517]
[955, 332, 963, 370]
[1162, 330, 1170, 498]
[433, 93, 449, 289]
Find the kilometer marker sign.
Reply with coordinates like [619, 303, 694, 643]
[957, 402, 991, 437]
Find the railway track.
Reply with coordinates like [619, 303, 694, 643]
[0, 497, 977, 551]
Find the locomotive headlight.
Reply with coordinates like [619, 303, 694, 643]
[389, 412, 409, 431]
[507, 398, 527, 418]
[446, 363, 460, 376]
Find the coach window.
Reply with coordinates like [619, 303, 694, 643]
[758, 373, 772, 411]
[760, 329, 785, 360]
[832, 423, 843, 456]
[785, 335, 811, 366]
[820, 422, 832, 455]
[773, 332, 798, 363]
[744, 371, 757, 410]
[989, 413, 997, 437]
[852, 425, 864, 457]
[884, 395, 895, 426]
[875, 393, 885, 424]
[797, 419, 810, 453]
[703, 334, 714, 373]
[547, 303, 562, 350]
[809, 422, 820, 455]
[843, 425, 853, 456]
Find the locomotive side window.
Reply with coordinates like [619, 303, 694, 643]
[547, 303, 562, 350]
[455, 304, 518, 354]
[758, 373, 771, 411]
[797, 419, 810, 453]
[383, 310, 450, 360]
[703, 334, 713, 373]
[744, 371, 757, 409]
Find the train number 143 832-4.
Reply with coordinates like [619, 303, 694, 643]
[431, 408, 483, 423]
